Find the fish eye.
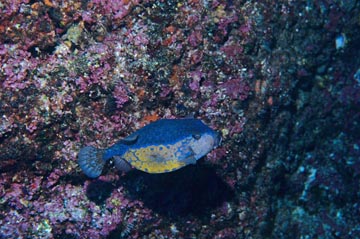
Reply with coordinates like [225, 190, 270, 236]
[192, 134, 201, 140]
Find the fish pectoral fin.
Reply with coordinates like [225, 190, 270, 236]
[183, 154, 197, 164]
[113, 156, 132, 172]
[182, 147, 197, 164]
[121, 134, 139, 145]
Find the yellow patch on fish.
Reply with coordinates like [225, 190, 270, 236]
[123, 144, 187, 173]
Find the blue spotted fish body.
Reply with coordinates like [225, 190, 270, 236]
[78, 118, 221, 178]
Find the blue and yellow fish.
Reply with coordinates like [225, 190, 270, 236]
[78, 118, 221, 178]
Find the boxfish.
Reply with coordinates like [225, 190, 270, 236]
[78, 118, 221, 178]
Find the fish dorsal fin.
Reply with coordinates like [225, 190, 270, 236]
[121, 134, 139, 145]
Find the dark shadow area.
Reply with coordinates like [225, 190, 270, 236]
[121, 164, 234, 217]
[83, 163, 234, 217]
[85, 180, 114, 205]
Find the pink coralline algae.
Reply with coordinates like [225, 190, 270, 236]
[221, 78, 250, 101]
[113, 84, 130, 109]
[0, 0, 360, 238]
[91, 0, 141, 20]
[188, 70, 203, 92]
[220, 41, 244, 60]
[0, 172, 133, 239]
[1, 46, 38, 90]
[1, 0, 30, 17]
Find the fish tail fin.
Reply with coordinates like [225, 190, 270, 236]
[78, 146, 106, 178]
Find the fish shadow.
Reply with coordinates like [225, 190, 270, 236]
[85, 179, 115, 205]
[122, 164, 234, 217]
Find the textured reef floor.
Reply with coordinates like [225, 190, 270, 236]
[1, 0, 360, 238]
